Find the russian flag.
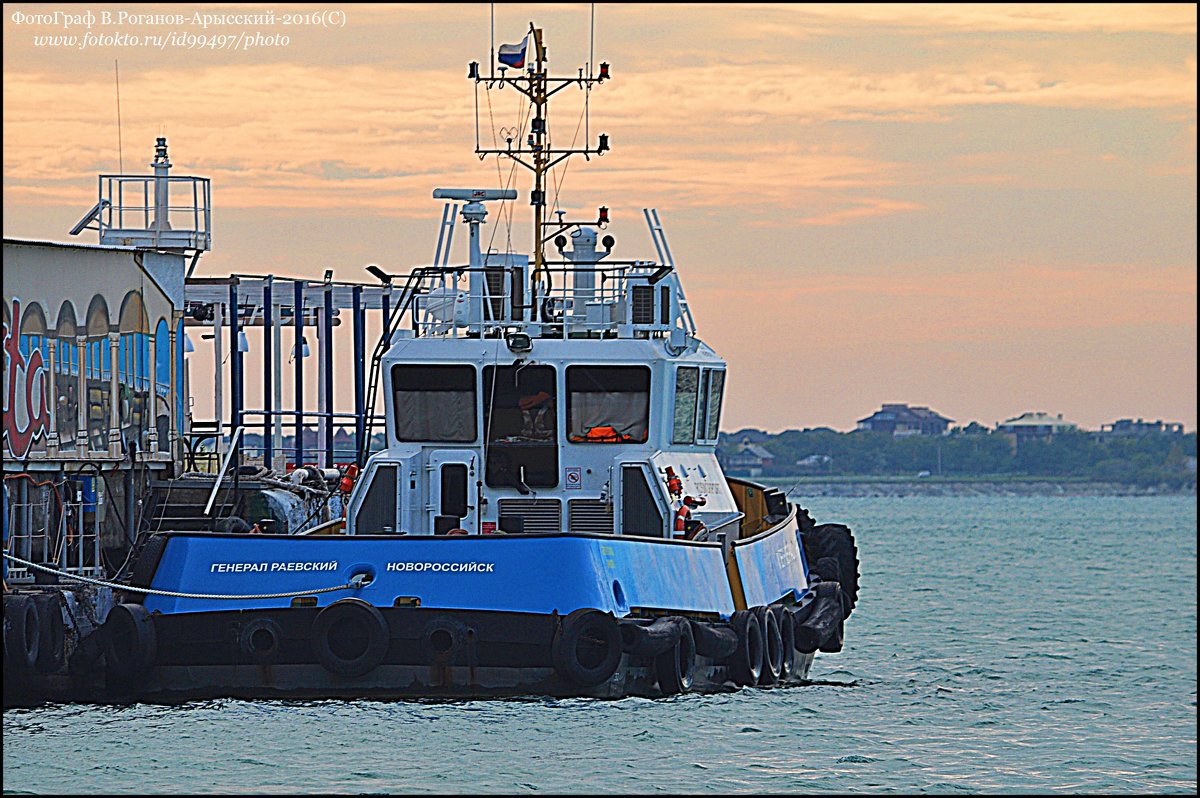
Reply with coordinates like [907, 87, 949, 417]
[498, 36, 528, 69]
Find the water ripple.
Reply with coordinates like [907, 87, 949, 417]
[4, 496, 1196, 794]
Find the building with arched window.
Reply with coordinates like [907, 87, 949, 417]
[4, 241, 187, 464]
[3, 239, 189, 574]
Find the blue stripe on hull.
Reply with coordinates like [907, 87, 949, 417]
[144, 533, 737, 618]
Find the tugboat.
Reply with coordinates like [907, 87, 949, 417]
[94, 24, 860, 700]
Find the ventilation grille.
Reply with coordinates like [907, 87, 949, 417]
[497, 499, 562, 534]
[568, 499, 614, 535]
[631, 285, 655, 325]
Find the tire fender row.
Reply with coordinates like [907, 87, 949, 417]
[3, 592, 68, 677]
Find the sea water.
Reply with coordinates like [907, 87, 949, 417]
[3, 496, 1196, 794]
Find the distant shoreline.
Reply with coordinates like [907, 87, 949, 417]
[753, 477, 1196, 498]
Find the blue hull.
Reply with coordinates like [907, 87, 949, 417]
[143, 532, 757, 618]
[59, 517, 846, 702]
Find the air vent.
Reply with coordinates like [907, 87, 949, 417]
[568, 499, 614, 534]
[631, 285, 654, 325]
[497, 499, 562, 534]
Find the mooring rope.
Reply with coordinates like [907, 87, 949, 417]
[3, 552, 366, 600]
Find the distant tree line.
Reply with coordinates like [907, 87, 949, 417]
[718, 426, 1198, 489]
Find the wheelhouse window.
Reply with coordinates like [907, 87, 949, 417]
[567, 365, 650, 444]
[672, 366, 699, 445]
[483, 364, 558, 488]
[391, 364, 476, 442]
[704, 370, 725, 441]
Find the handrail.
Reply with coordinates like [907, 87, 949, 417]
[204, 425, 244, 516]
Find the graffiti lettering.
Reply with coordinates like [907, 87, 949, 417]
[2, 298, 51, 458]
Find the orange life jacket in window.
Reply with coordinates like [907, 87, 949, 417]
[585, 425, 621, 442]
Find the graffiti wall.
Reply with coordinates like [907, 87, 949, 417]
[2, 240, 186, 463]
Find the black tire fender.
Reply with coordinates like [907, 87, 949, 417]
[4, 594, 40, 674]
[690, 619, 738, 661]
[619, 615, 685, 658]
[310, 599, 389, 677]
[32, 592, 65, 674]
[552, 608, 622, 689]
[728, 609, 762, 687]
[801, 523, 859, 618]
[654, 618, 696, 696]
[239, 618, 284, 664]
[103, 603, 157, 679]
[773, 605, 796, 681]
[755, 605, 783, 686]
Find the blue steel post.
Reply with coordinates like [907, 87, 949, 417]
[294, 280, 305, 468]
[263, 277, 274, 467]
[323, 283, 334, 465]
[381, 288, 391, 347]
[352, 284, 364, 466]
[229, 281, 242, 467]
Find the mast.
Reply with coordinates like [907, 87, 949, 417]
[468, 24, 611, 319]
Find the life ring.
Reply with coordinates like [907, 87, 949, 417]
[755, 605, 784, 686]
[4, 594, 41, 674]
[654, 618, 696, 696]
[728, 609, 762, 687]
[773, 604, 796, 682]
[672, 505, 691, 538]
[103, 603, 157, 679]
[239, 618, 284, 664]
[32, 592, 65, 674]
[310, 599, 389, 677]
[552, 608, 622, 689]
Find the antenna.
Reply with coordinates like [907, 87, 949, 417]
[468, 21, 612, 308]
[114, 60, 124, 173]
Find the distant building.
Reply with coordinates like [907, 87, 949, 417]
[721, 428, 772, 445]
[796, 454, 832, 469]
[721, 437, 775, 476]
[1098, 418, 1184, 438]
[856, 404, 954, 436]
[996, 411, 1077, 442]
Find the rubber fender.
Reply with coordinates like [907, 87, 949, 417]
[310, 598, 389, 678]
[127, 533, 170, 593]
[103, 603, 157, 679]
[239, 618, 284, 664]
[794, 582, 844, 654]
[772, 605, 797, 681]
[820, 613, 845, 654]
[755, 606, 783, 686]
[801, 523, 859, 618]
[4, 594, 40, 674]
[814, 556, 842, 585]
[690, 620, 738, 661]
[31, 591, 65, 674]
[793, 503, 817, 536]
[552, 608, 622, 689]
[619, 616, 685, 658]
[787, 595, 816, 627]
[654, 618, 696, 696]
[728, 609, 762, 687]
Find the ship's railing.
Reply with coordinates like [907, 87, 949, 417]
[3, 476, 104, 583]
[408, 260, 696, 339]
[96, 174, 212, 251]
[184, 411, 387, 473]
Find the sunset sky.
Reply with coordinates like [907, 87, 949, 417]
[4, 3, 1196, 433]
